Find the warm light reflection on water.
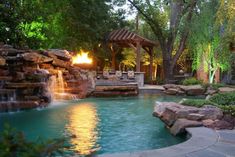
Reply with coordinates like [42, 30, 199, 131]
[65, 103, 99, 155]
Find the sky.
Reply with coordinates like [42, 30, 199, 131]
[113, 1, 137, 20]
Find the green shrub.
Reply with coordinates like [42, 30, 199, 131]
[209, 92, 235, 106]
[210, 83, 225, 89]
[180, 99, 216, 107]
[202, 83, 225, 90]
[217, 105, 235, 116]
[156, 77, 164, 85]
[181, 77, 202, 86]
[180, 92, 235, 117]
[0, 124, 70, 157]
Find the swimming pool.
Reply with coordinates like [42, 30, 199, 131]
[0, 94, 187, 155]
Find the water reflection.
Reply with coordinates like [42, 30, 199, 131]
[65, 103, 99, 155]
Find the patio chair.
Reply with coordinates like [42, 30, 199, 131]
[127, 71, 135, 80]
[115, 71, 123, 79]
[103, 70, 109, 79]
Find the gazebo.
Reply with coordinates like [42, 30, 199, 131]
[106, 28, 156, 81]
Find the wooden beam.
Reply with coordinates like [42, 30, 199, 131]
[128, 43, 137, 51]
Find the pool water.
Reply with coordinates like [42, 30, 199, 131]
[0, 94, 187, 155]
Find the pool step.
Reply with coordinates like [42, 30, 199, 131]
[92, 84, 138, 97]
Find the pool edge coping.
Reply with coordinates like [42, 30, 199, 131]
[95, 127, 219, 157]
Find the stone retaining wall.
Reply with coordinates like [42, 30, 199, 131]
[0, 44, 95, 112]
[153, 102, 235, 135]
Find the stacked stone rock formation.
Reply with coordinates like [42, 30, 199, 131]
[163, 84, 235, 96]
[0, 44, 95, 112]
[153, 102, 235, 135]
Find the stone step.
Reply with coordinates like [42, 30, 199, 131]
[95, 85, 138, 92]
[0, 101, 42, 112]
[0, 76, 12, 81]
[92, 91, 138, 97]
[0, 89, 16, 101]
[5, 82, 46, 88]
[0, 89, 16, 94]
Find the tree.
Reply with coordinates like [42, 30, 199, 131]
[0, 0, 127, 51]
[189, 0, 232, 83]
[121, 0, 198, 82]
[0, 0, 24, 46]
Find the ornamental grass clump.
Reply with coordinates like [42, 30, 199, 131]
[182, 77, 202, 86]
[180, 99, 216, 108]
[209, 92, 235, 106]
[180, 92, 235, 117]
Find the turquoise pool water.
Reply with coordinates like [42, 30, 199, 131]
[0, 94, 187, 155]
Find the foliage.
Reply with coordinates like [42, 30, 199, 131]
[209, 92, 235, 106]
[216, 0, 235, 46]
[124, 0, 198, 81]
[119, 48, 136, 70]
[0, 0, 128, 50]
[181, 77, 202, 86]
[180, 99, 216, 108]
[202, 83, 225, 90]
[189, 0, 233, 83]
[18, 19, 48, 48]
[181, 91, 235, 116]
[217, 105, 235, 116]
[0, 124, 69, 157]
[155, 77, 164, 85]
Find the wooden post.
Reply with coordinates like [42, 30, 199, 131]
[111, 51, 116, 70]
[110, 44, 116, 71]
[136, 42, 141, 72]
[149, 47, 153, 83]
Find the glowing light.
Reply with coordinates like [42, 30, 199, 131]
[72, 51, 92, 64]
[65, 103, 99, 155]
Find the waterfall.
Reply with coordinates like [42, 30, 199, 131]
[48, 70, 79, 101]
[48, 75, 57, 101]
[57, 70, 65, 93]
[0, 89, 17, 112]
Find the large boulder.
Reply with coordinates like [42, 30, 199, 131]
[218, 87, 235, 93]
[0, 45, 25, 56]
[203, 119, 234, 130]
[0, 56, 6, 66]
[199, 105, 223, 120]
[170, 118, 203, 135]
[44, 49, 72, 61]
[205, 89, 218, 95]
[5, 82, 46, 88]
[180, 85, 205, 96]
[21, 52, 53, 63]
[153, 102, 199, 126]
[0, 101, 40, 112]
[164, 88, 178, 95]
[52, 58, 71, 69]
[163, 84, 179, 90]
[153, 102, 233, 134]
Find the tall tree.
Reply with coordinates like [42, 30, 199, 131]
[121, 0, 197, 82]
[189, 0, 233, 83]
[0, 0, 127, 50]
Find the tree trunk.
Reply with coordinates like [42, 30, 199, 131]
[163, 59, 173, 82]
[128, 0, 197, 83]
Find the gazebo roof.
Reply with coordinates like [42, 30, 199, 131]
[107, 29, 156, 47]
